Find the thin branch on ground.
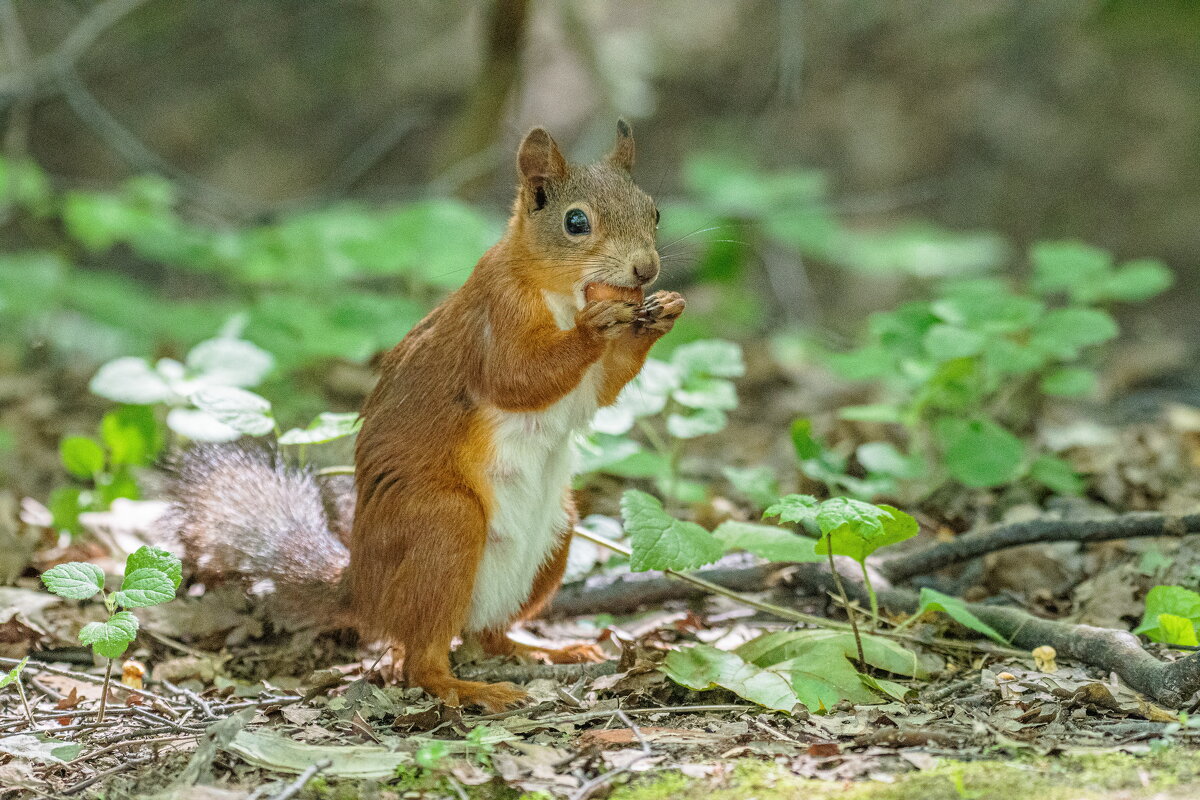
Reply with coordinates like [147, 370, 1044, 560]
[882, 511, 1200, 582]
[787, 563, 1200, 707]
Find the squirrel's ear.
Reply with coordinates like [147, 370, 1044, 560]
[606, 118, 635, 174]
[517, 127, 567, 193]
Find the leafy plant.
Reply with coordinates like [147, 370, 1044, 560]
[0, 156, 497, 377]
[790, 418, 924, 501]
[826, 241, 1172, 491]
[620, 487, 938, 712]
[50, 405, 163, 535]
[40, 546, 182, 721]
[578, 339, 745, 502]
[765, 494, 917, 621]
[0, 657, 32, 723]
[1134, 586, 1200, 648]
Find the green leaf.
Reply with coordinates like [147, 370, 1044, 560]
[1040, 367, 1098, 397]
[666, 408, 727, 439]
[775, 648, 883, 712]
[190, 387, 274, 436]
[574, 435, 666, 478]
[1029, 307, 1118, 360]
[1030, 240, 1113, 298]
[620, 490, 724, 572]
[97, 468, 140, 505]
[722, 465, 780, 509]
[47, 487, 84, 535]
[1028, 455, 1084, 495]
[763, 494, 821, 527]
[814, 500, 919, 563]
[278, 412, 362, 445]
[915, 588, 1009, 644]
[0, 657, 28, 689]
[932, 280, 1044, 333]
[713, 520, 823, 562]
[60, 437, 105, 479]
[125, 545, 183, 590]
[41, 562, 105, 600]
[790, 419, 824, 461]
[856, 442, 925, 480]
[923, 324, 986, 361]
[110, 568, 176, 608]
[78, 611, 138, 659]
[1135, 586, 1200, 644]
[661, 644, 799, 712]
[101, 405, 161, 466]
[1148, 614, 1199, 647]
[669, 339, 745, 379]
[1099, 259, 1173, 302]
[934, 417, 1025, 488]
[737, 629, 937, 678]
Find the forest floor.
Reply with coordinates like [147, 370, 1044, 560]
[2, 340, 1200, 799]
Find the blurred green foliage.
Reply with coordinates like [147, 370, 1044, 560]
[0, 156, 501, 373]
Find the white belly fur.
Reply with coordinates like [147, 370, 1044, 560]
[465, 291, 598, 632]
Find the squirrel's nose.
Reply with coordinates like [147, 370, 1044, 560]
[632, 260, 659, 285]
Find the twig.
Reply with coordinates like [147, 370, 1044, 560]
[0, 656, 178, 708]
[549, 562, 782, 618]
[570, 709, 653, 800]
[570, 527, 845, 631]
[67, 734, 197, 765]
[0, 0, 151, 105]
[161, 679, 215, 718]
[268, 759, 332, 800]
[882, 512, 1200, 583]
[60, 753, 157, 795]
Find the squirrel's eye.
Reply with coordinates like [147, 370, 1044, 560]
[564, 208, 591, 236]
[654, 208, 660, 227]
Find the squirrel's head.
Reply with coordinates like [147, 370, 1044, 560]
[508, 120, 659, 299]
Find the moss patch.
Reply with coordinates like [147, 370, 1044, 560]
[607, 747, 1200, 800]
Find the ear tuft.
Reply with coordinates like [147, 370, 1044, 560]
[517, 127, 567, 190]
[607, 118, 635, 173]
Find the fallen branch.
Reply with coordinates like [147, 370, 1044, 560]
[549, 563, 781, 618]
[881, 511, 1200, 583]
[787, 563, 1200, 708]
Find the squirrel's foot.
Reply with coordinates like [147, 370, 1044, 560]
[432, 678, 529, 713]
[577, 299, 638, 340]
[634, 290, 685, 335]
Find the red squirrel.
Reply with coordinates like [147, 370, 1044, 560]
[170, 120, 685, 711]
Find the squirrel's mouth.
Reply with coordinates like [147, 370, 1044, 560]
[583, 282, 645, 304]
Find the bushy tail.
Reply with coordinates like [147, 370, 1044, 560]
[165, 443, 354, 625]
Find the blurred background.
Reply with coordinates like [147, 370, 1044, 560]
[1, 0, 1197, 500]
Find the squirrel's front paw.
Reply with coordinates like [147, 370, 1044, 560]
[576, 299, 638, 340]
[634, 290, 686, 336]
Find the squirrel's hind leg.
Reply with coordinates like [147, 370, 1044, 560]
[351, 488, 527, 712]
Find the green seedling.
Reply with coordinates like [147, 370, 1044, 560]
[40, 545, 182, 721]
[50, 405, 163, 535]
